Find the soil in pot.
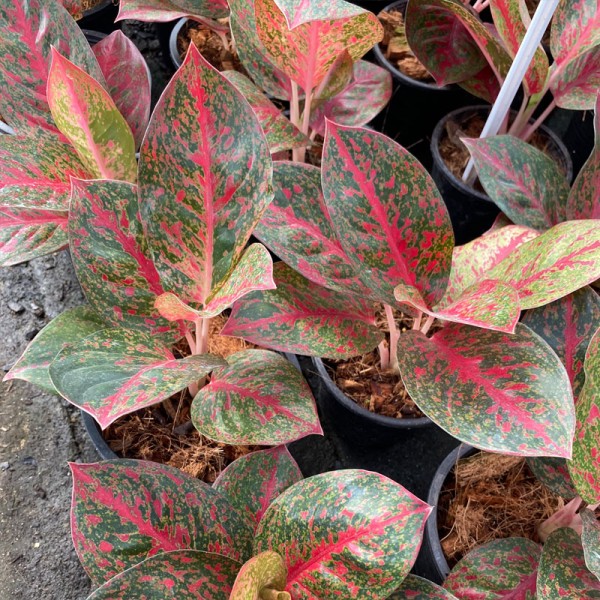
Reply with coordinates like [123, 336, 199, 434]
[177, 19, 247, 75]
[437, 451, 566, 568]
[103, 314, 260, 483]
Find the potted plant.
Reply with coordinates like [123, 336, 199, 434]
[70, 447, 432, 599]
[61, 0, 121, 33]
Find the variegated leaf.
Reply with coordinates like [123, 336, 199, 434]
[486, 220, 600, 310]
[69, 178, 175, 338]
[458, 64, 503, 104]
[49, 328, 225, 428]
[117, 0, 228, 22]
[138, 45, 272, 307]
[527, 456, 577, 499]
[537, 527, 600, 598]
[567, 95, 600, 219]
[443, 225, 539, 304]
[230, 551, 287, 600]
[254, 469, 432, 599]
[254, 161, 371, 297]
[0, 135, 89, 265]
[569, 327, 600, 503]
[322, 122, 454, 307]
[312, 50, 354, 107]
[88, 550, 240, 600]
[222, 262, 383, 359]
[92, 31, 151, 150]
[489, 0, 549, 95]
[59, 0, 84, 19]
[396, 323, 575, 457]
[444, 538, 540, 599]
[223, 71, 308, 153]
[581, 508, 600, 582]
[4, 306, 105, 394]
[255, 0, 382, 93]
[191, 349, 322, 445]
[0, 0, 104, 135]
[70, 460, 252, 585]
[213, 447, 302, 533]
[550, 45, 600, 110]
[47, 49, 137, 182]
[310, 60, 393, 135]
[464, 135, 570, 230]
[229, 0, 292, 100]
[388, 574, 458, 599]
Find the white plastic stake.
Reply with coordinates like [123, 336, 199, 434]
[0, 120, 15, 135]
[462, 0, 560, 181]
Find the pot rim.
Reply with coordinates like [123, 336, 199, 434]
[169, 17, 188, 70]
[311, 356, 432, 429]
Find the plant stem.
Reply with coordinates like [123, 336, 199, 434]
[378, 340, 390, 371]
[215, 28, 230, 53]
[520, 99, 557, 141]
[261, 590, 291, 600]
[420, 315, 435, 335]
[196, 317, 210, 355]
[297, 88, 314, 162]
[472, 0, 489, 12]
[412, 311, 423, 330]
[291, 81, 302, 161]
[185, 330, 197, 354]
[384, 304, 400, 373]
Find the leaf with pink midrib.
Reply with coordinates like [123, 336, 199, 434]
[550, 45, 600, 110]
[254, 469, 432, 599]
[397, 323, 575, 457]
[322, 122, 454, 307]
[390, 574, 458, 599]
[138, 44, 272, 308]
[117, 0, 228, 22]
[70, 460, 251, 585]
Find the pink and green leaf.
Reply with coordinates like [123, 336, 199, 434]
[322, 122, 454, 307]
[527, 456, 577, 499]
[255, 0, 382, 93]
[255, 469, 431, 599]
[223, 71, 308, 153]
[222, 262, 383, 359]
[213, 446, 302, 533]
[117, 0, 228, 22]
[566, 94, 600, 219]
[230, 551, 287, 600]
[312, 50, 354, 107]
[254, 161, 372, 297]
[550, 45, 600, 110]
[69, 178, 175, 338]
[310, 60, 393, 135]
[49, 328, 225, 429]
[47, 49, 137, 182]
[443, 538, 540, 599]
[92, 31, 151, 150]
[396, 323, 575, 457]
[59, 0, 85, 19]
[581, 508, 600, 582]
[489, 0, 549, 95]
[70, 460, 252, 585]
[0, 0, 104, 136]
[464, 135, 570, 230]
[537, 527, 600, 598]
[487, 220, 600, 310]
[88, 550, 240, 600]
[568, 326, 600, 503]
[138, 45, 272, 307]
[4, 306, 105, 393]
[191, 349, 322, 445]
[389, 574, 458, 599]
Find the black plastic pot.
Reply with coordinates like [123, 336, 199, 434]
[413, 443, 476, 583]
[77, 0, 120, 34]
[431, 105, 574, 245]
[82, 411, 118, 459]
[82, 28, 107, 46]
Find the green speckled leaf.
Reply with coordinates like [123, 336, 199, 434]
[223, 71, 308, 153]
[322, 122, 454, 307]
[230, 551, 287, 600]
[487, 220, 600, 310]
[0, 0, 104, 135]
[550, 45, 600, 110]
[464, 135, 570, 230]
[214, 447, 302, 533]
[569, 327, 600, 503]
[397, 323, 575, 457]
[192, 349, 322, 445]
[537, 527, 600, 598]
[47, 49, 136, 182]
[581, 508, 600, 582]
[255, 469, 432, 599]
[50, 328, 225, 428]
[527, 456, 577, 499]
[70, 460, 251, 586]
[117, 0, 228, 22]
[138, 45, 272, 308]
[444, 538, 540, 599]
[389, 574, 458, 599]
[69, 178, 175, 338]
[5, 306, 105, 393]
[255, 0, 382, 93]
[88, 550, 240, 599]
[222, 262, 383, 359]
